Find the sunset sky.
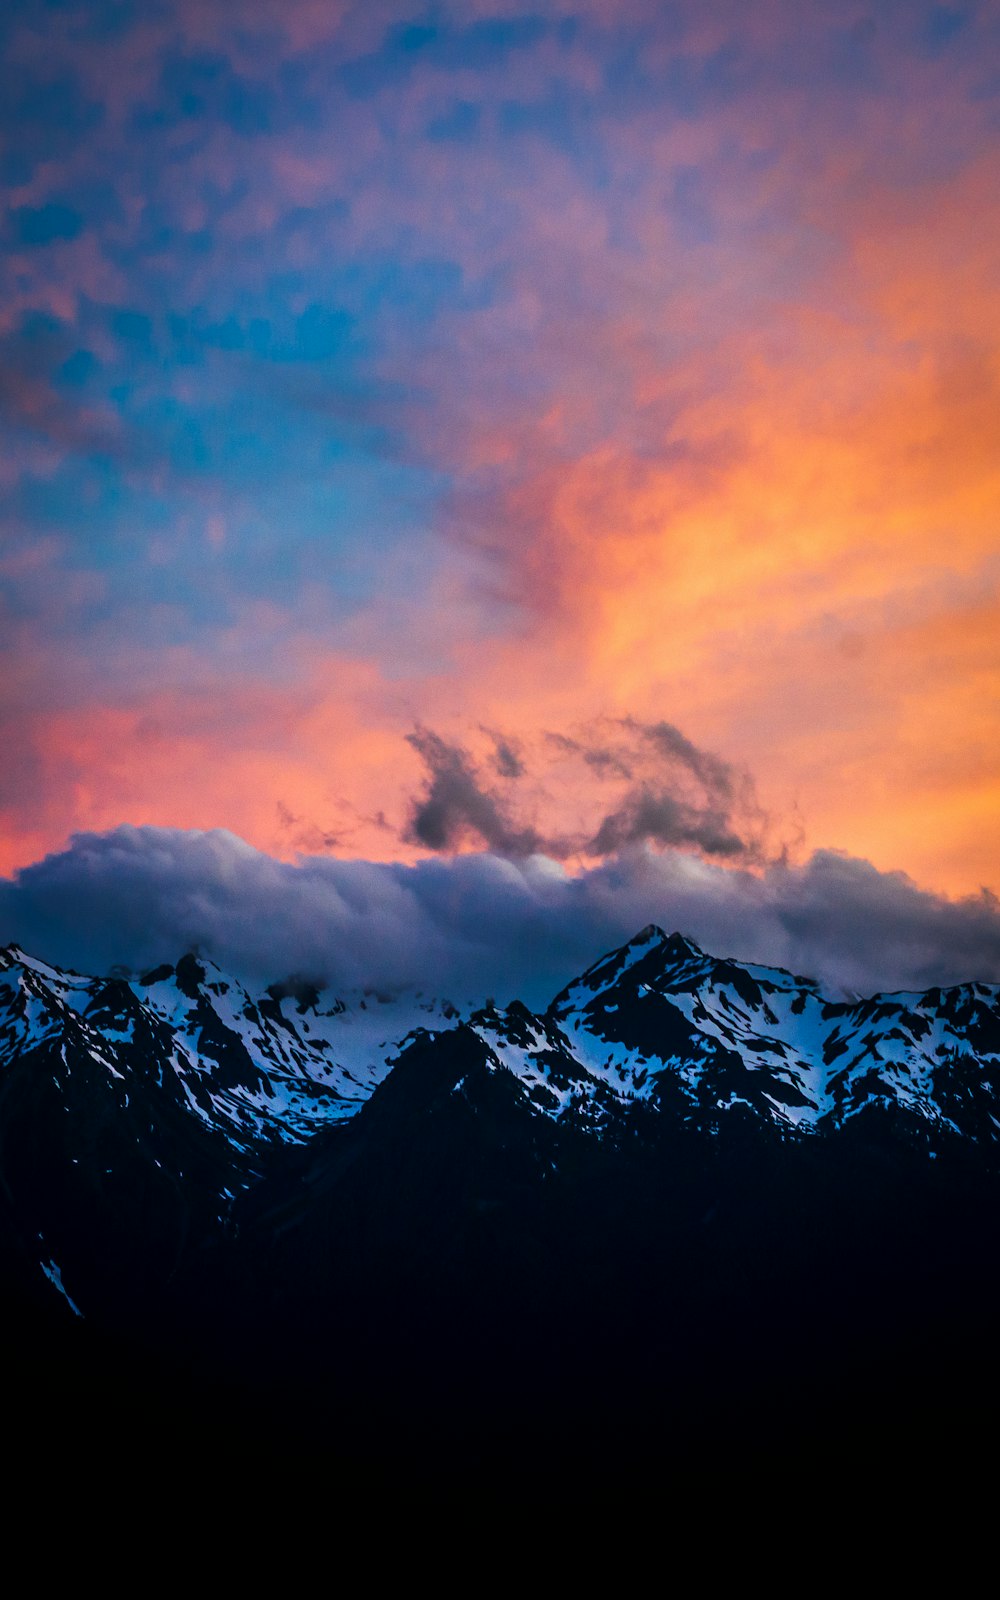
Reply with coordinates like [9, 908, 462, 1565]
[2, 1, 999, 993]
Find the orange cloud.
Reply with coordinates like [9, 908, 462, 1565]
[3, 3, 998, 907]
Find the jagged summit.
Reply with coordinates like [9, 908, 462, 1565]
[548, 924, 707, 1016]
[3, 927, 1000, 1471]
[655, 928, 706, 964]
[2, 930, 999, 1164]
[618, 924, 702, 956]
[2, 941, 38, 965]
[1, 927, 1000, 1359]
[619, 925, 706, 966]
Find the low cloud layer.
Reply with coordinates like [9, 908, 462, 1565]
[2, 825, 999, 1007]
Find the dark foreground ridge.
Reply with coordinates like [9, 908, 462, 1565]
[2, 927, 1000, 1481]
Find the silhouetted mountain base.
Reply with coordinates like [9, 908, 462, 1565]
[4, 931, 1000, 1485]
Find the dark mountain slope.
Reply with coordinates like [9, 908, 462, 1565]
[3, 928, 1000, 1472]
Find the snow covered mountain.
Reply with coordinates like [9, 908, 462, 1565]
[3, 922, 999, 1175]
[0, 942, 463, 1152]
[0, 941, 461, 1314]
[4, 924, 1000, 1469]
[473, 924, 1000, 1142]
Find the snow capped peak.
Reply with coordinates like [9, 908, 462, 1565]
[3, 932, 999, 1159]
[660, 930, 705, 962]
[0, 943, 84, 983]
[1, 941, 32, 965]
[134, 951, 229, 997]
[623, 926, 703, 960]
[548, 925, 705, 1021]
[618, 925, 705, 976]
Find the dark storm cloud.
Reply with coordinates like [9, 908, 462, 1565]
[588, 791, 747, 860]
[481, 727, 526, 780]
[405, 718, 766, 865]
[577, 717, 766, 861]
[2, 827, 1000, 1007]
[404, 726, 544, 856]
[631, 719, 739, 806]
[544, 730, 633, 780]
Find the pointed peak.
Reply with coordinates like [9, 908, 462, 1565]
[175, 952, 207, 982]
[549, 925, 708, 1013]
[138, 962, 176, 987]
[627, 926, 703, 960]
[136, 951, 225, 1000]
[0, 941, 47, 965]
[0, 947, 21, 978]
[0, 944, 80, 980]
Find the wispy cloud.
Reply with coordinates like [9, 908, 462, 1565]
[404, 715, 773, 864]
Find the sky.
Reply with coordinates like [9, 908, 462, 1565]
[2, 0, 999, 996]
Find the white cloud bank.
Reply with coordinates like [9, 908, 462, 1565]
[2, 826, 999, 1006]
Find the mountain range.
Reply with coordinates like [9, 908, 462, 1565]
[3, 924, 1000, 1471]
